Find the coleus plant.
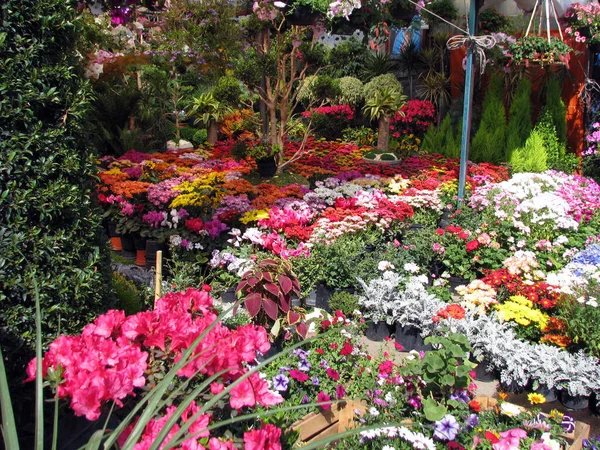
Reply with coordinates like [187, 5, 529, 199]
[236, 258, 307, 337]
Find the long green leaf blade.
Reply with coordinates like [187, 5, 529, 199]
[0, 348, 20, 450]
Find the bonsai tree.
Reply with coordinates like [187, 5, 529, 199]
[363, 88, 407, 151]
[187, 92, 231, 145]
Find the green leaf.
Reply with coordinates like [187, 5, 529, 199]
[440, 374, 455, 386]
[423, 398, 447, 422]
[425, 353, 445, 371]
[0, 348, 20, 450]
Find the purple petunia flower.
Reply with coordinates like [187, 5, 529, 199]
[272, 374, 289, 392]
[298, 359, 311, 372]
[311, 375, 320, 386]
[301, 395, 310, 404]
[434, 414, 460, 441]
[464, 413, 479, 430]
[450, 390, 469, 403]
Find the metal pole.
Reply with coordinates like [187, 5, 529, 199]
[457, 0, 478, 204]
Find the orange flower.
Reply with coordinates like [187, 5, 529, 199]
[111, 181, 151, 198]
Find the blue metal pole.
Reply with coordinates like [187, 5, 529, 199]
[457, 0, 478, 205]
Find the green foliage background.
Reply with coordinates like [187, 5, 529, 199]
[0, 0, 113, 382]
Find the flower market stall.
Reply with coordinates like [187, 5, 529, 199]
[5, 0, 600, 448]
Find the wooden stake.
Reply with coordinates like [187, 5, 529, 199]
[154, 250, 162, 307]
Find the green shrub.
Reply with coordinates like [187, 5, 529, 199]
[212, 75, 243, 107]
[329, 291, 360, 316]
[363, 73, 403, 102]
[363, 151, 377, 159]
[0, 0, 112, 382]
[193, 129, 208, 145]
[510, 129, 548, 173]
[342, 126, 376, 146]
[535, 110, 579, 173]
[298, 75, 340, 107]
[323, 37, 369, 79]
[112, 272, 143, 315]
[506, 78, 532, 160]
[421, 123, 444, 154]
[471, 75, 506, 163]
[543, 78, 567, 144]
[380, 153, 397, 160]
[336, 76, 364, 108]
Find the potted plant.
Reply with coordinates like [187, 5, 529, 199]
[235, 257, 304, 339]
[507, 35, 572, 66]
[187, 92, 231, 145]
[564, 2, 600, 51]
[363, 87, 407, 152]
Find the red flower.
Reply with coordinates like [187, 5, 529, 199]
[485, 431, 500, 444]
[448, 442, 465, 450]
[202, 284, 212, 292]
[326, 368, 340, 381]
[317, 391, 332, 411]
[468, 400, 481, 412]
[394, 342, 404, 351]
[466, 240, 479, 252]
[436, 228, 445, 236]
[340, 342, 353, 356]
[289, 369, 309, 383]
[329, 342, 338, 350]
[315, 348, 324, 355]
[458, 231, 470, 240]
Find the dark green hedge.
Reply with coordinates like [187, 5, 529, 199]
[0, 0, 113, 379]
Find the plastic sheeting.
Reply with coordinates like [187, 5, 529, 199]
[484, 0, 593, 15]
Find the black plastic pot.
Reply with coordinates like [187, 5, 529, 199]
[472, 357, 497, 382]
[120, 233, 136, 260]
[315, 283, 332, 312]
[286, 5, 319, 25]
[221, 289, 237, 303]
[366, 321, 392, 341]
[256, 157, 277, 178]
[106, 220, 119, 238]
[395, 324, 432, 352]
[146, 240, 167, 270]
[448, 276, 470, 293]
[133, 234, 147, 251]
[559, 391, 589, 410]
[535, 385, 559, 403]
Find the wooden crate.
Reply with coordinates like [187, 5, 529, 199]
[474, 397, 590, 450]
[292, 400, 367, 444]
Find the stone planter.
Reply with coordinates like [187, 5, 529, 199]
[395, 324, 432, 352]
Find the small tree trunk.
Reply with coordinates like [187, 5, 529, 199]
[207, 120, 218, 145]
[377, 115, 391, 151]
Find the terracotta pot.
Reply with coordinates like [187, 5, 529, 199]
[110, 237, 123, 251]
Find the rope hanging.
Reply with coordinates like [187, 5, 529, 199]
[446, 35, 497, 73]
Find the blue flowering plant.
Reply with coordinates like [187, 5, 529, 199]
[584, 435, 600, 450]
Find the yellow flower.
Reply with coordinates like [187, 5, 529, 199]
[548, 409, 563, 420]
[240, 209, 270, 224]
[527, 393, 546, 405]
[498, 391, 508, 400]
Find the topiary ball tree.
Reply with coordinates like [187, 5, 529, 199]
[0, 0, 113, 387]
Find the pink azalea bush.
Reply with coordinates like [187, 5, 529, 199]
[27, 288, 286, 448]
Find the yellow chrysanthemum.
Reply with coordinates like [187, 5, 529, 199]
[240, 209, 270, 224]
[527, 393, 546, 405]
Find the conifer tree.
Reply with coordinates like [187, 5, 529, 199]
[506, 78, 533, 160]
[471, 75, 506, 163]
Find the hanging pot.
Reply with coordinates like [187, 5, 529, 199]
[395, 324, 432, 352]
[285, 5, 319, 26]
[559, 391, 589, 410]
[256, 157, 277, 178]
